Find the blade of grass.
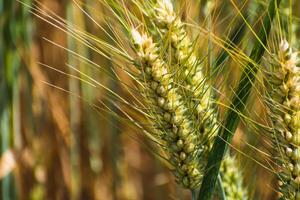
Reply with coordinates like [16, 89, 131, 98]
[197, 0, 281, 199]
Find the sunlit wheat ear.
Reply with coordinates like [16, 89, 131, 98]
[220, 155, 248, 200]
[130, 28, 206, 189]
[153, 0, 218, 143]
[265, 40, 300, 199]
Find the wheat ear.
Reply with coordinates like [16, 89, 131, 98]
[265, 40, 300, 199]
[130, 29, 204, 189]
[220, 155, 248, 200]
[154, 0, 218, 151]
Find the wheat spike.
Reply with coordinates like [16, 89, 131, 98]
[154, 0, 218, 150]
[220, 156, 248, 200]
[131, 29, 206, 189]
[265, 40, 300, 199]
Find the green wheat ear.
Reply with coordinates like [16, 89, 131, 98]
[130, 29, 204, 189]
[220, 155, 248, 200]
[136, 0, 220, 190]
[150, 0, 219, 187]
[153, 0, 218, 143]
[264, 40, 300, 199]
[36, 0, 247, 195]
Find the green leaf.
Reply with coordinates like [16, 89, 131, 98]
[197, 0, 281, 199]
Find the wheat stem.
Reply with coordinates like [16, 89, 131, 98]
[197, 0, 281, 199]
[217, 174, 226, 200]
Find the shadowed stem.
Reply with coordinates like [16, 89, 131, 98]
[197, 0, 281, 199]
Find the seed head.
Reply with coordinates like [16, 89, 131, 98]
[130, 28, 205, 189]
[265, 40, 300, 199]
[220, 156, 248, 200]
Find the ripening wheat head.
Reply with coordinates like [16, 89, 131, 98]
[120, 0, 221, 189]
[153, 0, 218, 136]
[130, 28, 206, 189]
[265, 39, 300, 199]
[220, 155, 248, 200]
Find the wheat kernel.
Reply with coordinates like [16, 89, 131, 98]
[180, 152, 187, 160]
[286, 147, 293, 157]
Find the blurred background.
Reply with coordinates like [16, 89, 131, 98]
[0, 0, 300, 200]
